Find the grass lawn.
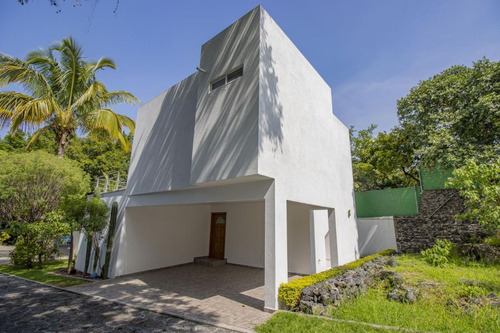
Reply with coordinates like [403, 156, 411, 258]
[257, 254, 500, 333]
[0, 259, 89, 288]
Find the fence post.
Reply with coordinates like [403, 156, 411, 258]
[116, 172, 120, 191]
[104, 175, 109, 193]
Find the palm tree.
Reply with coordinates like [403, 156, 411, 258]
[0, 37, 139, 157]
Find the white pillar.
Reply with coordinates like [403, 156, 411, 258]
[310, 209, 328, 273]
[264, 182, 288, 312]
[328, 209, 339, 267]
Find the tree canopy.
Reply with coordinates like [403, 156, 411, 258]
[352, 58, 500, 191]
[397, 58, 499, 169]
[0, 37, 139, 157]
[350, 125, 418, 191]
[0, 151, 89, 225]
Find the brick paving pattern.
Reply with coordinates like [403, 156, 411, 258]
[68, 264, 272, 331]
[0, 274, 233, 332]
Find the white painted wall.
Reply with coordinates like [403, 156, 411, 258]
[287, 201, 312, 275]
[127, 74, 199, 195]
[191, 8, 260, 184]
[357, 217, 398, 257]
[211, 201, 265, 268]
[259, 8, 359, 266]
[114, 204, 211, 276]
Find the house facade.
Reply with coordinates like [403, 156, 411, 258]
[75, 6, 359, 311]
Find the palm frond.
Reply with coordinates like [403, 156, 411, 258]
[90, 57, 116, 73]
[0, 91, 34, 111]
[0, 53, 53, 98]
[0, 109, 13, 128]
[26, 125, 51, 149]
[9, 98, 57, 132]
[117, 114, 135, 135]
[72, 81, 108, 110]
[101, 90, 140, 107]
[84, 108, 122, 138]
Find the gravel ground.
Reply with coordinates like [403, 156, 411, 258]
[0, 274, 234, 332]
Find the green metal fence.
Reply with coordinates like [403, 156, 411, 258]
[420, 166, 454, 190]
[355, 186, 421, 218]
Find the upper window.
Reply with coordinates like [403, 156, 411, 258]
[210, 66, 243, 91]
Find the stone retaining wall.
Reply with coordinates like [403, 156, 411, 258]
[299, 256, 393, 313]
[394, 189, 488, 253]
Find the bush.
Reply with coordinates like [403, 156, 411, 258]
[0, 231, 10, 244]
[278, 249, 395, 309]
[0, 151, 89, 224]
[483, 237, 500, 247]
[9, 212, 70, 268]
[421, 239, 455, 267]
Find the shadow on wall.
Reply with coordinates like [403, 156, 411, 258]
[191, 9, 260, 183]
[260, 21, 283, 153]
[127, 74, 199, 194]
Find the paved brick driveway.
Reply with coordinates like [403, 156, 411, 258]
[0, 273, 233, 332]
[68, 264, 272, 331]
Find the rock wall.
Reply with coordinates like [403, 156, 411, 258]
[299, 256, 393, 313]
[394, 189, 488, 253]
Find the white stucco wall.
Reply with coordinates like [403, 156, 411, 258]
[287, 202, 312, 275]
[113, 204, 211, 276]
[258, 9, 359, 266]
[191, 8, 260, 185]
[126, 74, 199, 195]
[211, 201, 265, 268]
[357, 217, 398, 257]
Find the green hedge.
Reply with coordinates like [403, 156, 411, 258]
[278, 249, 395, 309]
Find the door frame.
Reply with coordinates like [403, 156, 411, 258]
[209, 212, 227, 259]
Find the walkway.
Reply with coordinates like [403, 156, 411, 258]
[0, 245, 13, 265]
[68, 264, 272, 331]
[0, 273, 231, 332]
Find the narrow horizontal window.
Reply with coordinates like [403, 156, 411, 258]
[227, 67, 243, 83]
[211, 77, 226, 91]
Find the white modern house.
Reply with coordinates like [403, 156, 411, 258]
[75, 6, 359, 311]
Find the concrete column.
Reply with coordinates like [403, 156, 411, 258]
[264, 182, 288, 311]
[309, 209, 328, 273]
[328, 209, 339, 267]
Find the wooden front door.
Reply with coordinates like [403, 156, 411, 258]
[209, 212, 226, 259]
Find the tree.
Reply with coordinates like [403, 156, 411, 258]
[350, 125, 418, 191]
[65, 196, 108, 275]
[0, 131, 56, 154]
[17, 0, 121, 13]
[65, 133, 131, 190]
[0, 151, 88, 268]
[0, 37, 139, 157]
[0, 151, 89, 225]
[9, 212, 69, 268]
[397, 58, 500, 169]
[447, 158, 500, 234]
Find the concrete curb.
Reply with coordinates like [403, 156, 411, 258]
[286, 311, 440, 333]
[0, 272, 255, 333]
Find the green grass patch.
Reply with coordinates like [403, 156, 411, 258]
[278, 249, 395, 309]
[256, 312, 395, 333]
[262, 254, 500, 332]
[0, 260, 88, 288]
[326, 254, 500, 333]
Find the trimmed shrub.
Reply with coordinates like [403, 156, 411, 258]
[278, 249, 395, 309]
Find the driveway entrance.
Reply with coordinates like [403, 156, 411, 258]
[67, 263, 272, 331]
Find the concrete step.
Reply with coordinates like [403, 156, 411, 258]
[193, 256, 227, 267]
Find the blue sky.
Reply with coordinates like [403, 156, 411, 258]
[1, 0, 499, 135]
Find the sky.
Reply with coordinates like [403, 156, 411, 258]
[1, 0, 500, 135]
